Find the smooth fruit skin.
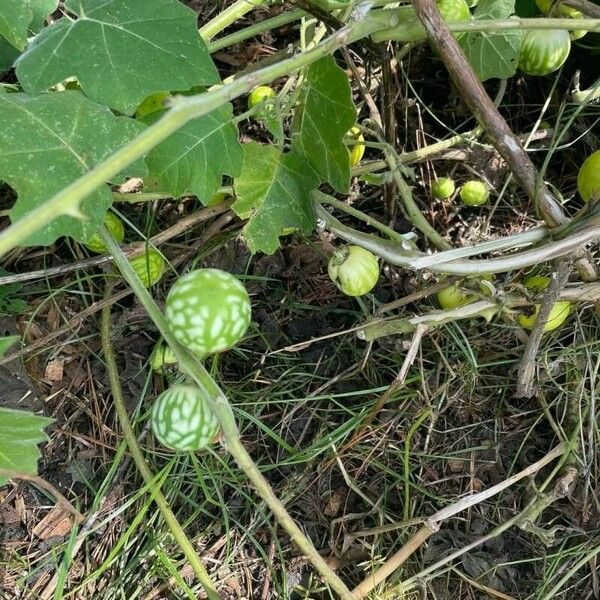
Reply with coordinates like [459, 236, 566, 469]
[328, 246, 379, 297]
[348, 126, 365, 167]
[577, 150, 600, 202]
[84, 212, 125, 254]
[150, 343, 178, 372]
[135, 91, 170, 118]
[518, 29, 571, 76]
[437, 283, 471, 309]
[129, 248, 166, 287]
[460, 180, 489, 206]
[517, 274, 572, 332]
[165, 269, 251, 355]
[248, 86, 276, 110]
[517, 301, 571, 331]
[431, 177, 456, 200]
[437, 0, 471, 21]
[151, 384, 219, 451]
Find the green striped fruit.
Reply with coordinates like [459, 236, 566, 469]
[518, 29, 571, 76]
[328, 245, 379, 297]
[165, 269, 251, 355]
[150, 343, 178, 372]
[84, 212, 124, 254]
[151, 384, 219, 451]
[129, 248, 166, 287]
[535, 0, 586, 35]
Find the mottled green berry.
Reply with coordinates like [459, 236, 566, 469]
[84, 212, 125, 254]
[165, 269, 251, 355]
[151, 384, 219, 451]
[129, 248, 166, 287]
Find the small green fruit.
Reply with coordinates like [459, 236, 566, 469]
[460, 180, 489, 206]
[151, 384, 219, 451]
[84, 212, 125, 254]
[248, 86, 276, 110]
[150, 343, 178, 372]
[437, 283, 472, 309]
[328, 245, 379, 297]
[165, 269, 252, 355]
[517, 301, 572, 331]
[129, 248, 166, 287]
[348, 126, 366, 167]
[431, 177, 456, 200]
[516, 274, 572, 332]
[135, 91, 170, 118]
[518, 29, 571, 76]
[437, 0, 471, 22]
[577, 150, 600, 202]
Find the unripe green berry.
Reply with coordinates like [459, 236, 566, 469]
[84, 212, 124, 254]
[165, 269, 252, 355]
[150, 343, 178, 372]
[248, 86, 276, 110]
[151, 384, 219, 451]
[460, 180, 489, 206]
[129, 247, 166, 287]
[431, 177, 456, 200]
[577, 150, 600, 202]
[328, 245, 379, 297]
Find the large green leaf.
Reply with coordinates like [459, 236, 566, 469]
[16, 0, 219, 115]
[0, 407, 53, 487]
[143, 102, 244, 204]
[0, 0, 32, 51]
[292, 56, 356, 194]
[0, 0, 57, 51]
[233, 142, 320, 254]
[0, 91, 146, 247]
[0, 36, 19, 72]
[459, 0, 523, 81]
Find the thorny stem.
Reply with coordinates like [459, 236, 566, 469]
[100, 283, 220, 600]
[98, 228, 357, 600]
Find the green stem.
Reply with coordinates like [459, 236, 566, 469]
[373, 16, 600, 43]
[314, 202, 600, 275]
[98, 228, 357, 600]
[208, 9, 306, 53]
[100, 285, 220, 600]
[199, 0, 272, 42]
[317, 194, 409, 243]
[403, 408, 433, 521]
[0, 15, 390, 260]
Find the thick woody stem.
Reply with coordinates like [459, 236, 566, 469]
[410, 0, 565, 227]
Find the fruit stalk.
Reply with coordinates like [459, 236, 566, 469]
[98, 228, 357, 600]
[100, 284, 220, 600]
